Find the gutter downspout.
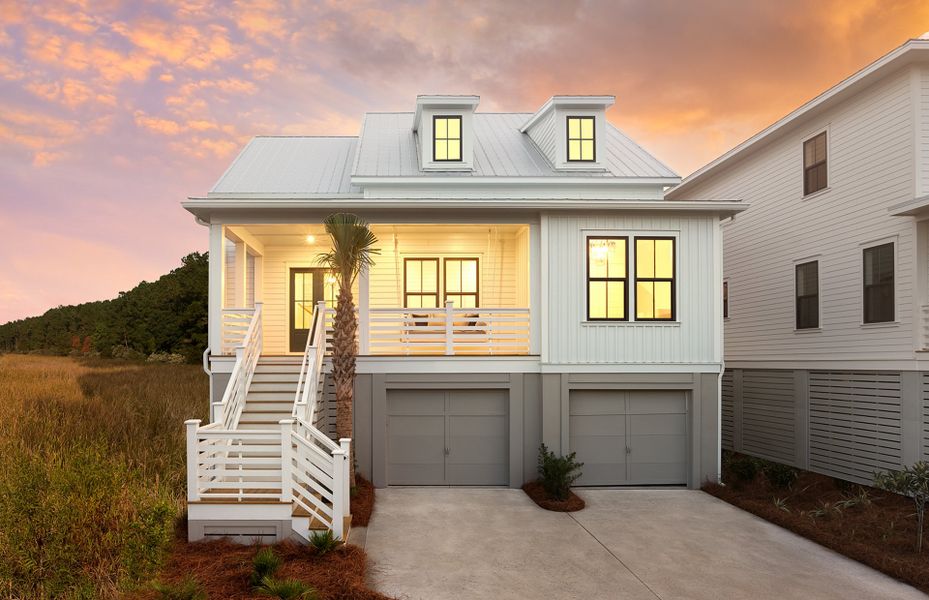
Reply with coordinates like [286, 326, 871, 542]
[194, 215, 212, 376]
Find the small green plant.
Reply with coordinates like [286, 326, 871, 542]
[763, 462, 798, 490]
[874, 461, 929, 552]
[151, 576, 207, 600]
[773, 497, 790, 513]
[727, 455, 760, 484]
[537, 443, 583, 501]
[251, 547, 283, 587]
[256, 577, 318, 600]
[308, 529, 342, 555]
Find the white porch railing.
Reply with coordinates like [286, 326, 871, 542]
[294, 301, 328, 424]
[212, 303, 262, 429]
[221, 307, 256, 355]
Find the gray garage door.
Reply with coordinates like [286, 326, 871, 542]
[387, 389, 508, 486]
[569, 390, 687, 486]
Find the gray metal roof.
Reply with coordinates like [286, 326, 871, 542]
[210, 136, 360, 196]
[351, 112, 677, 178]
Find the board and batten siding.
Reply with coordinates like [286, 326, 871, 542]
[675, 66, 918, 363]
[543, 212, 720, 365]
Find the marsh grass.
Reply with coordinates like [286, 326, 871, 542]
[0, 354, 207, 599]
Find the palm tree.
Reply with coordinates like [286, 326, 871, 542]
[317, 213, 379, 484]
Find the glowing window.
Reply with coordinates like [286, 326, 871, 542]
[433, 115, 462, 161]
[567, 116, 595, 162]
[635, 238, 675, 321]
[444, 258, 479, 308]
[404, 258, 439, 308]
[587, 237, 627, 320]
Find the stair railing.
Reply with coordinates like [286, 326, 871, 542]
[293, 301, 328, 424]
[212, 302, 263, 430]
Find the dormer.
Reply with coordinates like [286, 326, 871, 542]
[412, 95, 480, 171]
[520, 95, 615, 171]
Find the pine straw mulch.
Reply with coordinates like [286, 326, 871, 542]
[522, 480, 585, 512]
[704, 456, 929, 594]
[351, 475, 375, 527]
[129, 524, 392, 600]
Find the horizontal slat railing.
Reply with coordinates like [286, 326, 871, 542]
[186, 423, 284, 502]
[212, 304, 262, 430]
[221, 307, 256, 355]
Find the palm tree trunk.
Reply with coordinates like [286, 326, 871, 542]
[331, 285, 356, 485]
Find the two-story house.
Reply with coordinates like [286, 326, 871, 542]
[666, 36, 929, 485]
[182, 94, 743, 542]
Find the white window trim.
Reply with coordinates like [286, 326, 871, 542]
[800, 125, 831, 200]
[859, 236, 899, 327]
[580, 229, 680, 325]
[792, 255, 822, 333]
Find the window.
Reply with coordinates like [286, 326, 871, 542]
[567, 116, 595, 162]
[587, 237, 627, 320]
[803, 132, 827, 195]
[863, 243, 894, 323]
[795, 261, 819, 329]
[433, 115, 462, 161]
[723, 279, 730, 319]
[635, 237, 675, 320]
[444, 258, 479, 308]
[404, 258, 439, 308]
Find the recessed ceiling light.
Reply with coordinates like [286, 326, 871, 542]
[305, 234, 316, 244]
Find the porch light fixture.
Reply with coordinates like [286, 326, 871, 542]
[305, 234, 316, 244]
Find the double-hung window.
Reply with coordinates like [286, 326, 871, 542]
[803, 132, 827, 195]
[433, 116, 462, 161]
[587, 237, 627, 320]
[863, 243, 894, 323]
[567, 116, 595, 162]
[795, 261, 819, 329]
[404, 258, 439, 308]
[444, 258, 479, 308]
[635, 237, 675, 320]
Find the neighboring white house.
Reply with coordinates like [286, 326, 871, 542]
[182, 94, 743, 542]
[666, 36, 929, 485]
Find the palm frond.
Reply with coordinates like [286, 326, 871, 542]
[315, 213, 380, 287]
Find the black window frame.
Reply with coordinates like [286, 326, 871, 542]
[403, 257, 440, 308]
[586, 236, 628, 321]
[803, 131, 828, 196]
[634, 236, 677, 322]
[795, 261, 820, 330]
[432, 115, 462, 162]
[723, 279, 730, 319]
[443, 257, 480, 308]
[566, 116, 596, 162]
[862, 242, 895, 324]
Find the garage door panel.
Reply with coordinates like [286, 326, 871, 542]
[570, 391, 627, 416]
[629, 413, 687, 435]
[627, 461, 687, 484]
[627, 392, 687, 414]
[388, 390, 445, 415]
[387, 414, 445, 485]
[570, 413, 625, 436]
[448, 390, 507, 415]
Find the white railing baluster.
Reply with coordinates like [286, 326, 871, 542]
[280, 419, 293, 503]
[445, 300, 454, 355]
[186, 419, 201, 502]
[331, 442, 346, 540]
[340, 438, 351, 517]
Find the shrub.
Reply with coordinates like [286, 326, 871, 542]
[874, 461, 929, 553]
[152, 576, 207, 600]
[308, 529, 342, 555]
[147, 352, 187, 364]
[727, 455, 760, 484]
[763, 461, 799, 489]
[256, 577, 318, 600]
[251, 547, 282, 587]
[537, 443, 583, 501]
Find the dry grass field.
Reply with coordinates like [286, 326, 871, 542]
[0, 354, 207, 599]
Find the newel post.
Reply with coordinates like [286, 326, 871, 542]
[185, 419, 201, 502]
[331, 444, 346, 540]
[445, 300, 454, 355]
[340, 438, 352, 517]
[279, 419, 294, 503]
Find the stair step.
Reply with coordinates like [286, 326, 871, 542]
[251, 373, 301, 383]
[243, 401, 294, 411]
[247, 391, 297, 401]
[249, 382, 299, 392]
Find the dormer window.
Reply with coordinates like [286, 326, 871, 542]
[567, 116, 595, 162]
[433, 115, 462, 162]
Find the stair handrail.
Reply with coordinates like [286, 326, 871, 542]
[293, 301, 328, 424]
[214, 302, 263, 430]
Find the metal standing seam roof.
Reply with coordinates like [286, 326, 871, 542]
[209, 136, 361, 196]
[351, 112, 678, 178]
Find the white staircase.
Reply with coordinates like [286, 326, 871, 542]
[238, 358, 303, 430]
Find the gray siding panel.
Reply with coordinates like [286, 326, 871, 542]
[741, 370, 795, 464]
[922, 373, 929, 461]
[721, 370, 734, 451]
[809, 371, 903, 483]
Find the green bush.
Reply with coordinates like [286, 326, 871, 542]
[256, 577, 318, 600]
[152, 576, 207, 600]
[875, 461, 929, 553]
[537, 443, 583, 501]
[727, 455, 760, 484]
[763, 461, 799, 489]
[309, 529, 342, 555]
[251, 547, 283, 587]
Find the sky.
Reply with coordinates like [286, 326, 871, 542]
[1, 0, 929, 324]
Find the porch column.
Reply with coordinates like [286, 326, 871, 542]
[529, 221, 542, 356]
[233, 240, 247, 308]
[358, 265, 370, 355]
[208, 224, 225, 354]
[253, 253, 264, 304]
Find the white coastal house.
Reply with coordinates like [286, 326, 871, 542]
[666, 36, 929, 484]
[182, 94, 744, 542]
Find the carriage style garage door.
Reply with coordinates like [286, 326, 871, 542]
[387, 389, 508, 486]
[569, 390, 687, 486]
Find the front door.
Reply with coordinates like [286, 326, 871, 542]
[289, 268, 326, 352]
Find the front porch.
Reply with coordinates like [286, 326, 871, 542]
[210, 223, 538, 358]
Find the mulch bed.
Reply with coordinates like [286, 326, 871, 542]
[351, 475, 375, 527]
[522, 480, 585, 512]
[130, 534, 392, 600]
[705, 453, 929, 594]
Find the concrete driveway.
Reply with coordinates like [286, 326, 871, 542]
[361, 488, 926, 600]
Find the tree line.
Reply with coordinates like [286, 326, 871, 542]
[0, 252, 209, 363]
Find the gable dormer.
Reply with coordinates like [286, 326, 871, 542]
[412, 95, 480, 171]
[520, 95, 615, 171]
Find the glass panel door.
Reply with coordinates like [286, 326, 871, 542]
[290, 268, 325, 352]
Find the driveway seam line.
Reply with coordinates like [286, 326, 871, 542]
[568, 512, 663, 600]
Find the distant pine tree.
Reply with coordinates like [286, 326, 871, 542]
[0, 252, 209, 363]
